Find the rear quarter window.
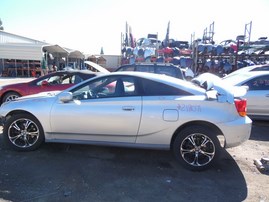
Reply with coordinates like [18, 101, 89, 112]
[141, 78, 192, 96]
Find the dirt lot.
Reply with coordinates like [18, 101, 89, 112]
[0, 121, 268, 202]
[0, 78, 268, 202]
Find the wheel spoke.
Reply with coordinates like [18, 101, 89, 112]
[181, 148, 195, 155]
[192, 153, 200, 166]
[10, 134, 21, 143]
[12, 122, 21, 132]
[200, 137, 210, 147]
[24, 120, 32, 130]
[188, 135, 197, 147]
[200, 150, 214, 160]
[26, 130, 39, 137]
[23, 137, 32, 147]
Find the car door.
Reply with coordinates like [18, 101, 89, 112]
[49, 75, 142, 143]
[242, 74, 269, 116]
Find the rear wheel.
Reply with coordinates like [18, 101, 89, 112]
[173, 125, 221, 171]
[3, 113, 44, 151]
[2, 92, 21, 103]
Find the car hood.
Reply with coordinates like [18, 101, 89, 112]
[192, 73, 248, 103]
[84, 61, 110, 73]
[0, 82, 29, 89]
[0, 90, 60, 117]
[16, 90, 61, 100]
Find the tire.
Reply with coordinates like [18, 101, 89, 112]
[2, 92, 21, 103]
[172, 125, 221, 171]
[3, 113, 45, 151]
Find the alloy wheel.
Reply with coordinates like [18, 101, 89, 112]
[7, 118, 40, 148]
[180, 133, 215, 167]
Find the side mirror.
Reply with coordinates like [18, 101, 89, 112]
[58, 92, 73, 103]
[41, 80, 49, 86]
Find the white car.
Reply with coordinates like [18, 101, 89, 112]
[0, 72, 252, 171]
[193, 70, 269, 120]
[223, 64, 269, 78]
[222, 71, 269, 120]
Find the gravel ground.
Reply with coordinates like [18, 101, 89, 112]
[0, 121, 268, 202]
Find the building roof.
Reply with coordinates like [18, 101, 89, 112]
[0, 30, 85, 60]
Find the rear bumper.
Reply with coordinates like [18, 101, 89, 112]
[218, 116, 252, 148]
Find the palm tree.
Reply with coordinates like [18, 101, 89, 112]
[0, 18, 4, 30]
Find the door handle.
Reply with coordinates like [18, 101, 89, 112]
[122, 106, 135, 111]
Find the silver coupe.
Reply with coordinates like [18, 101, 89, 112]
[0, 72, 252, 171]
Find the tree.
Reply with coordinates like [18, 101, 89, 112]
[0, 18, 4, 30]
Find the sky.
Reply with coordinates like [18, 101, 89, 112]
[1, 0, 269, 55]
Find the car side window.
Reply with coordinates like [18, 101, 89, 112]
[69, 75, 84, 84]
[155, 66, 177, 78]
[136, 65, 154, 73]
[71, 76, 138, 100]
[117, 66, 135, 71]
[61, 75, 73, 84]
[141, 78, 192, 96]
[243, 75, 269, 90]
[37, 75, 61, 85]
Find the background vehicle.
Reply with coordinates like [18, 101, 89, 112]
[223, 64, 269, 78]
[115, 63, 185, 80]
[0, 70, 102, 104]
[193, 71, 269, 120]
[222, 71, 269, 120]
[0, 72, 251, 171]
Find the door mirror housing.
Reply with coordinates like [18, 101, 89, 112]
[58, 92, 73, 103]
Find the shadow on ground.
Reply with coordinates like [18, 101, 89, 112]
[0, 135, 247, 202]
[250, 120, 269, 141]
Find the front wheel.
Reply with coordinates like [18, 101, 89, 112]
[172, 125, 221, 171]
[3, 113, 45, 151]
[2, 92, 21, 103]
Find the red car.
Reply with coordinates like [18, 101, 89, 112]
[0, 70, 102, 104]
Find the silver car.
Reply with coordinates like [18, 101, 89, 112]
[223, 64, 269, 78]
[0, 72, 252, 171]
[222, 71, 269, 120]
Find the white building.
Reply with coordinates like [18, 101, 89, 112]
[0, 30, 84, 77]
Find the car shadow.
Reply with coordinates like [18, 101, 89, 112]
[0, 136, 248, 202]
[250, 120, 269, 141]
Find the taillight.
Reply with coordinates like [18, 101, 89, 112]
[234, 99, 247, 117]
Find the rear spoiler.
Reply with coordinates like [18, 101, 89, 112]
[192, 73, 248, 103]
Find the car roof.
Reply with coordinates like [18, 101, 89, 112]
[116, 63, 180, 68]
[100, 71, 205, 94]
[224, 64, 269, 78]
[222, 70, 269, 85]
[56, 69, 100, 75]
